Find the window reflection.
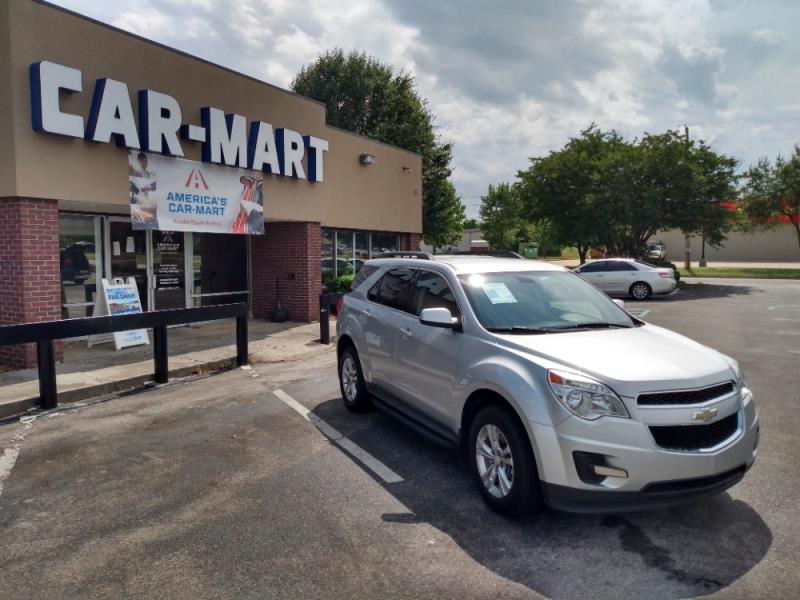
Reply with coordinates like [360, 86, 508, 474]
[59, 215, 101, 319]
[320, 229, 400, 279]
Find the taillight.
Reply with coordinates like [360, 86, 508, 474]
[659, 271, 672, 279]
[336, 296, 344, 314]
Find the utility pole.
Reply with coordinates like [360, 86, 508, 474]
[684, 125, 692, 271]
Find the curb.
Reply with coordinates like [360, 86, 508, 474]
[0, 356, 239, 421]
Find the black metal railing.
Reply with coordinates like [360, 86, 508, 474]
[319, 292, 343, 345]
[0, 303, 249, 411]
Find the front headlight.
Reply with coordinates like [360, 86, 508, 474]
[547, 369, 629, 420]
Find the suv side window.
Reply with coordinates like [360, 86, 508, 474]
[412, 271, 461, 318]
[372, 268, 417, 313]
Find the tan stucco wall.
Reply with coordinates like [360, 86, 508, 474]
[655, 225, 799, 262]
[0, 2, 17, 197]
[3, 0, 422, 233]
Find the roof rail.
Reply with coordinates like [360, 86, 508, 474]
[379, 251, 434, 260]
[454, 251, 525, 259]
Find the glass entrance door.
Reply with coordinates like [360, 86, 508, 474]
[108, 220, 148, 311]
[151, 230, 187, 310]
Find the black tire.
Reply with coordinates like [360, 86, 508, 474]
[468, 405, 543, 517]
[338, 346, 372, 413]
[629, 281, 652, 300]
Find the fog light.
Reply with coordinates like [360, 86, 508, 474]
[593, 465, 629, 479]
[573, 451, 628, 484]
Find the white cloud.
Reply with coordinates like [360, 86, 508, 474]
[51, 0, 800, 217]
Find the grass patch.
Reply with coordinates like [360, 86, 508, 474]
[679, 267, 800, 279]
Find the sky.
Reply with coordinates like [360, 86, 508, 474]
[52, 0, 800, 217]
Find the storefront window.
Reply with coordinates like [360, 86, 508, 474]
[336, 231, 355, 276]
[321, 229, 401, 280]
[192, 232, 249, 306]
[59, 214, 102, 319]
[355, 232, 369, 272]
[371, 233, 399, 257]
[321, 229, 335, 278]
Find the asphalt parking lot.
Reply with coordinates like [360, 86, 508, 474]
[0, 278, 798, 599]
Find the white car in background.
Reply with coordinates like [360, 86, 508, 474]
[574, 258, 677, 300]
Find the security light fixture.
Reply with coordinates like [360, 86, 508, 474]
[359, 153, 376, 166]
[402, 166, 412, 173]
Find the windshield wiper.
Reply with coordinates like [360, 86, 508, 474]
[548, 322, 632, 330]
[486, 326, 553, 335]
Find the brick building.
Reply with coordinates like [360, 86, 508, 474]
[0, 1, 422, 368]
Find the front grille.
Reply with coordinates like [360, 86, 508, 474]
[638, 381, 735, 406]
[649, 412, 739, 451]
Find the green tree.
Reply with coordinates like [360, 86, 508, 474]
[479, 183, 524, 251]
[740, 146, 800, 250]
[596, 131, 737, 257]
[517, 125, 738, 263]
[291, 49, 464, 248]
[423, 179, 465, 251]
[462, 218, 480, 230]
[517, 126, 622, 263]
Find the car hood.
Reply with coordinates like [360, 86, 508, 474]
[494, 324, 736, 397]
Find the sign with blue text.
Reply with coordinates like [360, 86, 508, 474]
[29, 61, 329, 182]
[129, 151, 265, 234]
[88, 278, 149, 350]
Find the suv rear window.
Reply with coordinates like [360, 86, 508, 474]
[351, 264, 379, 291]
[369, 268, 417, 313]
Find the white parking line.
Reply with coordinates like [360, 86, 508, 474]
[272, 389, 403, 484]
[0, 416, 36, 499]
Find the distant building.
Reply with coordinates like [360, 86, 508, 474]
[421, 228, 487, 254]
[655, 224, 798, 262]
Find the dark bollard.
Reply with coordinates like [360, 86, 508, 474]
[153, 325, 168, 384]
[320, 298, 330, 345]
[36, 339, 58, 410]
[236, 315, 248, 366]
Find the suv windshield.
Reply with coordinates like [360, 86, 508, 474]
[457, 271, 636, 332]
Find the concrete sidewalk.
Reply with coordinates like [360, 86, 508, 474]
[0, 319, 335, 418]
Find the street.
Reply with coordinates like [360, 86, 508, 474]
[1, 278, 798, 600]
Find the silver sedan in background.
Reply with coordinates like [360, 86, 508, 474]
[574, 258, 677, 300]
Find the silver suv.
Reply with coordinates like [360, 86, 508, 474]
[336, 253, 758, 516]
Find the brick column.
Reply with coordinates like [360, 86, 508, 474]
[0, 198, 63, 368]
[399, 232, 422, 252]
[251, 221, 321, 322]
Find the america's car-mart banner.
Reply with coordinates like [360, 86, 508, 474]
[129, 151, 265, 235]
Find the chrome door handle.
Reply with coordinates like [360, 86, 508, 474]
[361, 308, 371, 316]
[400, 327, 412, 337]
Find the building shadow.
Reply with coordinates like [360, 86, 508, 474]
[312, 397, 772, 600]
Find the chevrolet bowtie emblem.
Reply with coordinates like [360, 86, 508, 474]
[691, 408, 718, 422]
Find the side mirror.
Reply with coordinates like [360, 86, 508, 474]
[420, 307, 459, 330]
[612, 299, 626, 310]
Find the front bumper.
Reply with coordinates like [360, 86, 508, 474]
[541, 463, 750, 513]
[528, 395, 759, 513]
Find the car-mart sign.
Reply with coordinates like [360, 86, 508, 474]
[29, 61, 329, 182]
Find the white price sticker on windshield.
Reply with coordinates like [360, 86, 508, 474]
[482, 282, 517, 304]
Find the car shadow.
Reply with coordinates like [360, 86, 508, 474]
[312, 397, 772, 600]
[617, 281, 763, 304]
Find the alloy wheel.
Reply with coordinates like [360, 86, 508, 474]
[341, 356, 359, 402]
[632, 283, 650, 299]
[475, 424, 514, 498]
